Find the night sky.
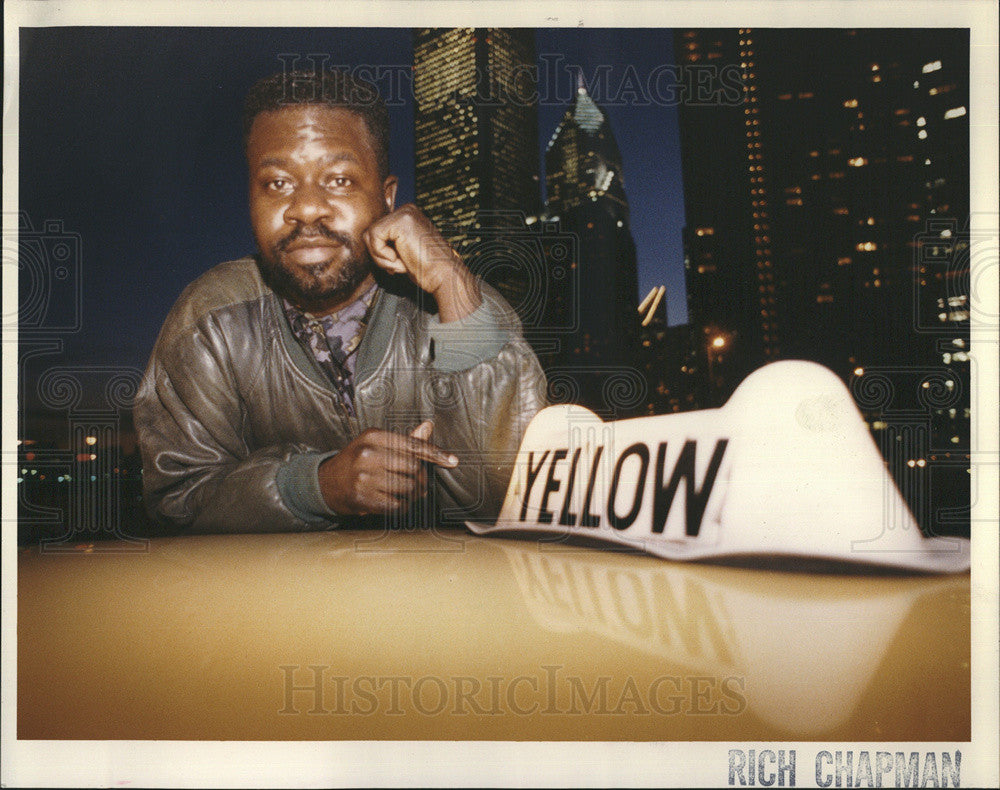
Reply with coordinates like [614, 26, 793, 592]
[18, 27, 686, 380]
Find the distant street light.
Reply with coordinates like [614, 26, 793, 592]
[706, 331, 731, 404]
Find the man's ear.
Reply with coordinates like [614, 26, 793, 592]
[383, 176, 398, 212]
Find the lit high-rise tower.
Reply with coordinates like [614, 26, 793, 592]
[674, 29, 769, 399]
[542, 79, 641, 413]
[412, 28, 541, 313]
[545, 75, 631, 221]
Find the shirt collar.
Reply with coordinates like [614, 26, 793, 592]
[282, 281, 380, 329]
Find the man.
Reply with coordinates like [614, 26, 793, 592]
[135, 69, 547, 532]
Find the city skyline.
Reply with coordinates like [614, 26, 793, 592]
[14, 26, 978, 465]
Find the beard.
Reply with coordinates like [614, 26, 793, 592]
[256, 224, 374, 309]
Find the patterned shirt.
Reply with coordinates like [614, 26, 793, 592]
[282, 283, 379, 415]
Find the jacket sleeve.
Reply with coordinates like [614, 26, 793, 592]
[419, 286, 548, 522]
[135, 310, 329, 534]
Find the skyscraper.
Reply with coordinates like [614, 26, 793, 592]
[674, 28, 971, 535]
[674, 30, 771, 397]
[412, 28, 541, 315]
[545, 76, 631, 221]
[542, 80, 642, 414]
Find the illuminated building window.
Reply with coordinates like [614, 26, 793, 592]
[922, 60, 942, 73]
[848, 157, 868, 167]
[843, 99, 858, 108]
[918, 129, 928, 139]
[944, 106, 967, 119]
[856, 241, 878, 252]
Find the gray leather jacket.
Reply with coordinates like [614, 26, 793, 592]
[135, 257, 547, 533]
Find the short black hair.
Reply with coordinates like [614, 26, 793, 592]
[242, 68, 390, 179]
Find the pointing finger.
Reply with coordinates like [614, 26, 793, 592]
[410, 420, 434, 442]
[404, 435, 458, 468]
[369, 429, 458, 470]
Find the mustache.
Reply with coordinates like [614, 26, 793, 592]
[276, 224, 354, 251]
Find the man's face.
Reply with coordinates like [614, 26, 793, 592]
[247, 104, 397, 310]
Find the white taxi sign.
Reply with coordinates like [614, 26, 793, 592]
[468, 361, 970, 573]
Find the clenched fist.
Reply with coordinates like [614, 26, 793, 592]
[363, 203, 481, 323]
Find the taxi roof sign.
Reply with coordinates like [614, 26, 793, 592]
[468, 361, 971, 573]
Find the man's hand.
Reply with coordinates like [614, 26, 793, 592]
[364, 203, 481, 323]
[317, 421, 457, 515]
